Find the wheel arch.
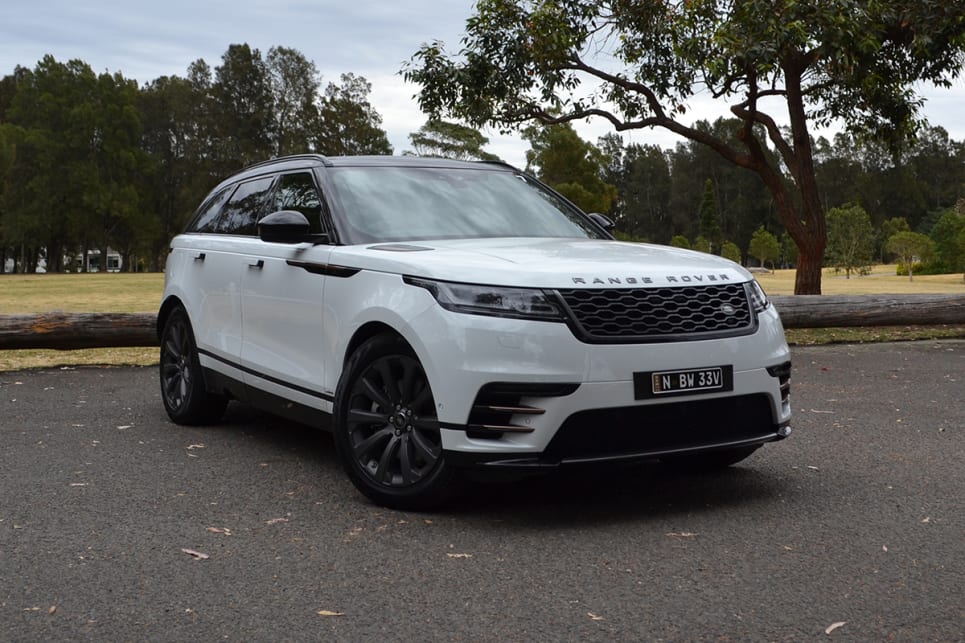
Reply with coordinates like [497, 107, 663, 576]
[157, 295, 187, 341]
[342, 321, 410, 368]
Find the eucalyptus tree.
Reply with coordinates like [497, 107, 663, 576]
[407, 119, 499, 160]
[315, 73, 392, 155]
[406, 0, 965, 293]
[826, 204, 875, 278]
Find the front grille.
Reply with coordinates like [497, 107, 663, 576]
[544, 394, 777, 462]
[555, 284, 754, 343]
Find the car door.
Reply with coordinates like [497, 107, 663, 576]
[174, 183, 246, 370]
[240, 170, 335, 412]
[184, 175, 277, 379]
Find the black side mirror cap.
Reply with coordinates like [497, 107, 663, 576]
[258, 210, 313, 243]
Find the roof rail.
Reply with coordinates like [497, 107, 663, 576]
[240, 153, 332, 172]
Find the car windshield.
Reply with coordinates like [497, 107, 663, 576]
[327, 166, 606, 243]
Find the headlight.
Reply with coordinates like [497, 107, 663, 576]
[746, 279, 770, 313]
[404, 277, 564, 321]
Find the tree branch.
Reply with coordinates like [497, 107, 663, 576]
[558, 56, 756, 169]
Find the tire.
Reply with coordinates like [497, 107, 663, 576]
[159, 306, 228, 425]
[333, 334, 458, 510]
[661, 445, 760, 471]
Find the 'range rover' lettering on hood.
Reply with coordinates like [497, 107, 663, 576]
[571, 273, 733, 286]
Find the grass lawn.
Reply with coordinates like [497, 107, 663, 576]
[1, 267, 963, 371]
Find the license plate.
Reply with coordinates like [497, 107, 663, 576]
[634, 366, 733, 399]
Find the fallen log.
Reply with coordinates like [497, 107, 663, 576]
[0, 294, 963, 350]
[0, 312, 158, 350]
[770, 294, 965, 328]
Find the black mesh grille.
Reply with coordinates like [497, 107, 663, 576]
[555, 284, 753, 342]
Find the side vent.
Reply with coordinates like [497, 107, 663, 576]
[767, 362, 792, 406]
[466, 382, 579, 439]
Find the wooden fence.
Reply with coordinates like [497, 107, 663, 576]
[0, 294, 964, 351]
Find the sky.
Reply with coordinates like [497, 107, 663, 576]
[2, 0, 963, 169]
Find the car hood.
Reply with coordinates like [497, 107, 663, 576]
[331, 238, 753, 288]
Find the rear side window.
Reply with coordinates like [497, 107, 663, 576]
[189, 186, 234, 233]
[274, 172, 324, 234]
[217, 177, 276, 235]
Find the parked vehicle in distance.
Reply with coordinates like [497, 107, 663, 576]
[159, 154, 792, 509]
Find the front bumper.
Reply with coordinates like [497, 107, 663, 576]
[444, 392, 791, 470]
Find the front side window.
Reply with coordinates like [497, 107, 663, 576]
[274, 172, 325, 234]
[328, 166, 605, 244]
[217, 176, 276, 235]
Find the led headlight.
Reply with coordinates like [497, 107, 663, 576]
[746, 279, 770, 313]
[404, 277, 564, 321]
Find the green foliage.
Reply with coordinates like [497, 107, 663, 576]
[928, 209, 965, 273]
[407, 120, 498, 161]
[0, 46, 395, 272]
[267, 46, 322, 157]
[887, 231, 936, 281]
[825, 204, 875, 278]
[721, 241, 742, 264]
[599, 135, 672, 242]
[669, 235, 691, 250]
[405, 0, 965, 294]
[749, 227, 781, 269]
[2, 56, 145, 272]
[315, 73, 392, 155]
[212, 44, 274, 170]
[523, 122, 616, 213]
[697, 179, 723, 254]
[693, 235, 712, 255]
[878, 217, 911, 262]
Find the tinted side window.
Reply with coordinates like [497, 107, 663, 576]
[217, 176, 275, 235]
[274, 172, 324, 234]
[188, 186, 234, 233]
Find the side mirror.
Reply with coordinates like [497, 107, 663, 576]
[587, 212, 615, 232]
[258, 210, 311, 243]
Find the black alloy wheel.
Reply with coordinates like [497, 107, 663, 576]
[333, 334, 457, 509]
[159, 306, 227, 425]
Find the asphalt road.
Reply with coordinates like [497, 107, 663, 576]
[1, 342, 962, 641]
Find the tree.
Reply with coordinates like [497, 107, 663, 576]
[406, 1, 965, 294]
[826, 204, 874, 278]
[407, 119, 499, 160]
[957, 227, 965, 283]
[879, 216, 911, 262]
[697, 179, 723, 254]
[211, 44, 274, 171]
[669, 235, 690, 250]
[315, 73, 392, 155]
[721, 240, 741, 264]
[599, 135, 672, 242]
[523, 122, 616, 213]
[929, 209, 965, 273]
[667, 119, 779, 251]
[3, 56, 143, 273]
[266, 46, 322, 157]
[887, 231, 935, 281]
[749, 227, 781, 269]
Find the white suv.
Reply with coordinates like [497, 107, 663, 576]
[159, 155, 791, 509]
